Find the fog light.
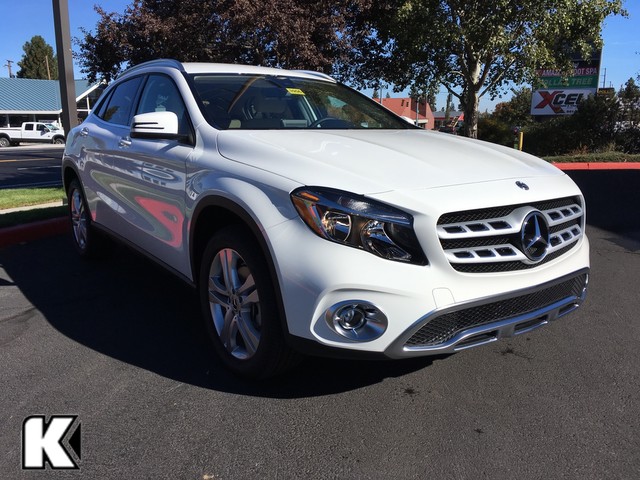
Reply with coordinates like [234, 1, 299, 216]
[325, 301, 388, 341]
[336, 305, 367, 330]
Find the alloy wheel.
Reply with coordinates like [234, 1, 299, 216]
[207, 248, 262, 360]
[70, 187, 88, 251]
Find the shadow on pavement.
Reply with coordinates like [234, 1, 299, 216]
[0, 234, 438, 398]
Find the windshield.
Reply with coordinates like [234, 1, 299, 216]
[189, 74, 413, 130]
[44, 123, 60, 131]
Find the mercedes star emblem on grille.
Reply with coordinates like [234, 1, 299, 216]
[521, 211, 550, 262]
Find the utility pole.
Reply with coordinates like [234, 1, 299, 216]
[4, 60, 13, 78]
[52, 0, 77, 134]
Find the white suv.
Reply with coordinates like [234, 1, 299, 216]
[62, 60, 590, 378]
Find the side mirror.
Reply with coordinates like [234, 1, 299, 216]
[130, 111, 182, 140]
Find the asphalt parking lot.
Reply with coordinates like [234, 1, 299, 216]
[0, 144, 64, 189]
[0, 225, 638, 479]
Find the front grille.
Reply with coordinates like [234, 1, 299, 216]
[405, 273, 588, 347]
[437, 196, 584, 273]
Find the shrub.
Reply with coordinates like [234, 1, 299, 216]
[477, 117, 513, 147]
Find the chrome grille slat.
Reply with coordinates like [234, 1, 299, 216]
[437, 197, 584, 273]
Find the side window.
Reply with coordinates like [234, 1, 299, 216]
[36, 124, 45, 131]
[98, 76, 144, 126]
[92, 90, 113, 119]
[136, 75, 191, 136]
[24, 124, 34, 131]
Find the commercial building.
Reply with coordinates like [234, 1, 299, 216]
[0, 77, 102, 127]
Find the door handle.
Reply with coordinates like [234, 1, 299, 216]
[118, 136, 132, 148]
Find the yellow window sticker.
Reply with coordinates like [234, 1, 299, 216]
[286, 88, 305, 95]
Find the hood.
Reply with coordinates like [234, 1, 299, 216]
[217, 129, 563, 194]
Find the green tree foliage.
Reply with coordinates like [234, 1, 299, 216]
[477, 116, 513, 146]
[618, 78, 640, 125]
[17, 35, 58, 80]
[616, 78, 640, 153]
[483, 80, 640, 155]
[77, 0, 373, 83]
[493, 88, 534, 130]
[357, 1, 625, 138]
[523, 93, 629, 156]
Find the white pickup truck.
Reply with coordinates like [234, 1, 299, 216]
[0, 122, 65, 147]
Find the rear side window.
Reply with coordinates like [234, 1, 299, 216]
[97, 77, 143, 126]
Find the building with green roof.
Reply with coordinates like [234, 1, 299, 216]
[0, 78, 103, 127]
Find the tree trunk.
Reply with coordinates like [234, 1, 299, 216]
[462, 89, 480, 139]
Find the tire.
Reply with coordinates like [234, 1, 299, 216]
[53, 137, 65, 145]
[67, 178, 109, 258]
[0, 137, 10, 148]
[199, 225, 298, 379]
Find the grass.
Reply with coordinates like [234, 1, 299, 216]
[0, 187, 66, 229]
[543, 151, 640, 163]
[0, 187, 65, 210]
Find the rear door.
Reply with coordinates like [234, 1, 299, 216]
[78, 75, 145, 235]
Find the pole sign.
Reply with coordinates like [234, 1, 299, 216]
[531, 50, 601, 116]
[531, 89, 596, 115]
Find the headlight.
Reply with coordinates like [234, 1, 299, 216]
[291, 187, 428, 265]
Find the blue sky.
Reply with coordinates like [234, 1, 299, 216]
[2, 0, 639, 111]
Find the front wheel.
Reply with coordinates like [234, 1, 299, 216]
[53, 137, 65, 145]
[199, 226, 298, 378]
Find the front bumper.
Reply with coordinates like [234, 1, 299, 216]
[267, 213, 590, 357]
[384, 268, 588, 358]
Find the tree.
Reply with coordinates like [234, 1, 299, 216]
[17, 35, 58, 80]
[618, 78, 640, 125]
[357, 1, 625, 138]
[77, 0, 373, 83]
[493, 88, 534, 128]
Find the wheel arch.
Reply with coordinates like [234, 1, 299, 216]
[62, 162, 80, 193]
[189, 196, 291, 335]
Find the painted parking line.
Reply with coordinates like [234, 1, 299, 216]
[0, 158, 58, 163]
[17, 166, 60, 171]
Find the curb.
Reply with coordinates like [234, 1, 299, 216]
[554, 162, 640, 170]
[0, 217, 68, 249]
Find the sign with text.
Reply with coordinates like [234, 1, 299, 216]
[538, 75, 599, 89]
[530, 89, 596, 115]
[532, 50, 601, 116]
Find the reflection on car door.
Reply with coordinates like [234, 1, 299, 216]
[94, 74, 194, 274]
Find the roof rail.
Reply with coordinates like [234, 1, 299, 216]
[295, 70, 336, 82]
[118, 59, 184, 78]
